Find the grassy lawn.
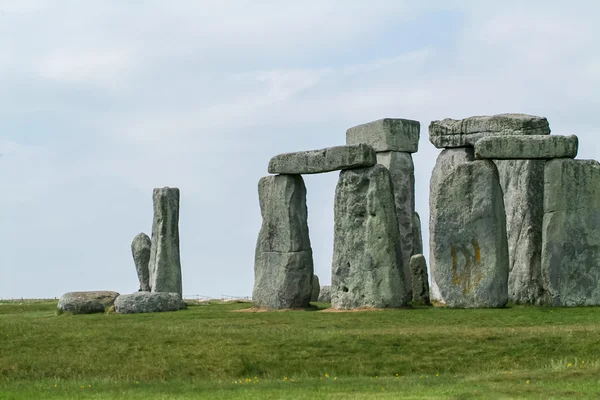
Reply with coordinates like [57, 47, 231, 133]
[1, 301, 600, 399]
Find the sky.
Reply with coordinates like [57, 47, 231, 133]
[0, 0, 599, 299]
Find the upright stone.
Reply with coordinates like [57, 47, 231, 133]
[412, 213, 423, 256]
[253, 175, 313, 309]
[149, 187, 182, 296]
[410, 255, 431, 306]
[332, 164, 405, 309]
[310, 274, 320, 302]
[318, 286, 331, 303]
[542, 159, 600, 306]
[429, 147, 475, 302]
[131, 233, 152, 292]
[430, 160, 509, 308]
[346, 118, 420, 153]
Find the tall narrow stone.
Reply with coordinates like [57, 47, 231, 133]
[430, 160, 509, 308]
[149, 187, 182, 296]
[131, 233, 151, 292]
[332, 164, 405, 309]
[410, 255, 431, 306]
[253, 175, 313, 309]
[310, 274, 320, 302]
[412, 213, 423, 256]
[542, 159, 600, 306]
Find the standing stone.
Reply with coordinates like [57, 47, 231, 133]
[495, 160, 545, 304]
[332, 164, 405, 309]
[131, 233, 152, 292]
[412, 213, 423, 256]
[149, 187, 182, 296]
[410, 255, 431, 306]
[429, 147, 475, 302]
[346, 118, 420, 153]
[430, 160, 509, 308]
[310, 274, 321, 302]
[377, 151, 414, 302]
[318, 286, 331, 303]
[542, 159, 600, 306]
[253, 175, 313, 309]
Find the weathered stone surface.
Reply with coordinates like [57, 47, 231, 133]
[476, 135, 578, 160]
[132, 233, 151, 292]
[310, 274, 320, 302]
[429, 148, 475, 302]
[318, 286, 331, 303]
[253, 175, 313, 309]
[377, 151, 414, 301]
[268, 144, 376, 175]
[346, 118, 420, 153]
[542, 159, 600, 306]
[114, 292, 185, 314]
[495, 160, 545, 305]
[410, 255, 431, 306]
[430, 160, 509, 308]
[149, 187, 182, 296]
[58, 291, 119, 314]
[429, 114, 550, 148]
[332, 164, 405, 309]
[412, 212, 423, 256]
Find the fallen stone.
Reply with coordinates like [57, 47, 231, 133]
[58, 291, 120, 314]
[475, 135, 578, 160]
[310, 274, 321, 302]
[114, 292, 185, 314]
[495, 160, 545, 305]
[268, 144, 376, 175]
[131, 233, 151, 292]
[346, 118, 420, 153]
[332, 164, 405, 309]
[318, 286, 331, 302]
[376, 151, 414, 302]
[412, 212, 423, 256]
[410, 255, 431, 306]
[542, 159, 600, 306]
[253, 175, 313, 309]
[429, 113, 550, 148]
[149, 187, 183, 296]
[430, 160, 509, 308]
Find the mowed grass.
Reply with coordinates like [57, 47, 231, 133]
[1, 301, 600, 399]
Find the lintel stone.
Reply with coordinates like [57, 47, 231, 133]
[346, 118, 420, 153]
[475, 135, 578, 160]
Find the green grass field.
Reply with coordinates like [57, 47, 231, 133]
[1, 300, 600, 399]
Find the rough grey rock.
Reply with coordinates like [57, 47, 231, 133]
[542, 159, 600, 306]
[412, 212, 423, 256]
[476, 135, 578, 160]
[131, 233, 151, 292]
[318, 286, 331, 302]
[376, 151, 414, 301]
[429, 147, 475, 302]
[268, 144, 376, 175]
[495, 160, 545, 305]
[253, 175, 313, 309]
[114, 292, 185, 314]
[346, 118, 420, 153]
[331, 164, 405, 309]
[429, 114, 550, 148]
[58, 291, 119, 314]
[430, 160, 509, 308]
[310, 274, 320, 302]
[410, 255, 431, 306]
[149, 187, 182, 296]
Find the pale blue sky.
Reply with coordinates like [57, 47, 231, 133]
[1, 1, 599, 298]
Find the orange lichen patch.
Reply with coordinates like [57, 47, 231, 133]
[450, 240, 483, 295]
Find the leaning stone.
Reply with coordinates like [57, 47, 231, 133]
[495, 160, 545, 305]
[542, 159, 600, 306]
[58, 291, 120, 314]
[131, 233, 151, 292]
[332, 164, 405, 309]
[412, 212, 423, 256]
[430, 160, 509, 308]
[429, 113, 550, 148]
[114, 292, 185, 314]
[410, 255, 431, 306]
[429, 147, 475, 303]
[253, 175, 313, 309]
[476, 135, 578, 160]
[310, 274, 321, 302]
[377, 151, 415, 301]
[318, 286, 331, 302]
[149, 187, 182, 296]
[346, 118, 420, 153]
[268, 144, 376, 175]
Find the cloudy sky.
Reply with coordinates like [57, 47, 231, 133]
[0, 0, 598, 299]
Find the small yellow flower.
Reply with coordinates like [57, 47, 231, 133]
[526, 380, 530, 384]
[284, 377, 288, 381]
[420, 376, 423, 379]
[54, 384, 58, 388]
[395, 373, 399, 377]
[88, 385, 92, 388]
[381, 388, 385, 391]
[80, 386, 84, 389]
[334, 377, 337, 380]
[325, 373, 329, 378]
[568, 363, 573, 368]
[320, 377, 323, 381]
[436, 374, 439, 377]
